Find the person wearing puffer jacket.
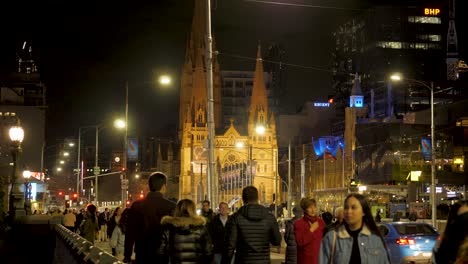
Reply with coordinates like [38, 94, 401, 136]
[222, 186, 282, 264]
[159, 199, 213, 264]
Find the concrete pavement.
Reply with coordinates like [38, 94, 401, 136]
[94, 240, 285, 263]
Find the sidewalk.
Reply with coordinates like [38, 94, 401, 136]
[94, 240, 285, 263]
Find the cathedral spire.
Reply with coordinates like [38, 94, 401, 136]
[249, 44, 269, 129]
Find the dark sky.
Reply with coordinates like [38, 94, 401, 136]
[2, 0, 462, 147]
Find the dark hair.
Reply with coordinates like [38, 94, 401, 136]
[202, 200, 210, 206]
[322, 212, 333, 225]
[300, 197, 317, 211]
[111, 207, 122, 219]
[148, 172, 167, 192]
[118, 208, 129, 234]
[87, 204, 97, 223]
[242, 186, 258, 204]
[175, 199, 196, 217]
[345, 194, 390, 261]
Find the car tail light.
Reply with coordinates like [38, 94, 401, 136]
[396, 238, 416, 245]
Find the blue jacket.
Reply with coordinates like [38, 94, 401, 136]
[319, 224, 389, 264]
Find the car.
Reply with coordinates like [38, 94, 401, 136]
[378, 222, 439, 264]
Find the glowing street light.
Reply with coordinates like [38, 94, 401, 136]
[56, 167, 62, 172]
[158, 75, 172, 86]
[114, 119, 126, 129]
[68, 142, 75, 147]
[9, 126, 25, 143]
[59, 160, 65, 164]
[63, 152, 70, 157]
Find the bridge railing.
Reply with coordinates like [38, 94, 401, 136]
[54, 224, 122, 264]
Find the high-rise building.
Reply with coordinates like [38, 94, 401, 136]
[179, 2, 278, 205]
[331, 1, 462, 135]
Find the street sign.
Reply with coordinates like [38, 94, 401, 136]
[121, 179, 129, 189]
[94, 166, 100, 175]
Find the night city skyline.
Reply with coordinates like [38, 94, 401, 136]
[1, 0, 397, 143]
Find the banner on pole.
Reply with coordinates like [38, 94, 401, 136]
[127, 138, 139, 161]
[421, 137, 432, 161]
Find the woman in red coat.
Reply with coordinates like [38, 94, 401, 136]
[294, 197, 325, 264]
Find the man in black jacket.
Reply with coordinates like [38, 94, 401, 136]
[208, 202, 230, 264]
[123, 172, 176, 264]
[223, 186, 282, 264]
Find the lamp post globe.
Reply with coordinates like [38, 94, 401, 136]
[9, 126, 24, 143]
[158, 75, 172, 86]
[114, 119, 126, 129]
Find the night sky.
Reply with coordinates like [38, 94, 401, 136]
[1, 0, 464, 147]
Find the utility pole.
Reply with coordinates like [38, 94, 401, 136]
[287, 141, 292, 217]
[206, 0, 217, 208]
[76, 128, 81, 199]
[94, 126, 99, 205]
[122, 81, 129, 206]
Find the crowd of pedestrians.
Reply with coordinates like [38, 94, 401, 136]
[63, 171, 468, 264]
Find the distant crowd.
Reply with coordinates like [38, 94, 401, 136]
[53, 172, 468, 264]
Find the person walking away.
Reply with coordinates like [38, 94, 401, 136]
[159, 199, 213, 264]
[222, 186, 281, 264]
[124, 172, 176, 264]
[208, 202, 230, 264]
[319, 193, 390, 264]
[375, 209, 382, 223]
[108, 207, 122, 256]
[80, 204, 99, 244]
[294, 198, 326, 264]
[202, 200, 214, 222]
[110, 208, 129, 261]
[75, 209, 84, 234]
[284, 206, 303, 264]
[63, 209, 76, 232]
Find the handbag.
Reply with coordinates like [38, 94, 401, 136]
[330, 230, 336, 264]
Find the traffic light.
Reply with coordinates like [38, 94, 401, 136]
[58, 191, 63, 196]
[73, 193, 78, 199]
[328, 95, 334, 104]
[139, 193, 144, 199]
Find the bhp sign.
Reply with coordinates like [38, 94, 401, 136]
[424, 8, 440, 16]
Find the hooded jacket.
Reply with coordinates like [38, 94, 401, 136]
[159, 215, 213, 264]
[223, 203, 282, 264]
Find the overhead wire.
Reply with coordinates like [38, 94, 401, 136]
[243, 0, 365, 11]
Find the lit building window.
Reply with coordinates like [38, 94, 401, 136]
[408, 16, 441, 24]
[376, 41, 402, 49]
[416, 34, 441, 42]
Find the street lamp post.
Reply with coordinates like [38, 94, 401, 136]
[23, 170, 32, 215]
[9, 125, 25, 218]
[390, 74, 436, 227]
[206, 0, 217, 209]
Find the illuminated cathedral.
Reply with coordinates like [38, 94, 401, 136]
[178, 1, 278, 206]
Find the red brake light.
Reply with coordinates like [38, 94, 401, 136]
[396, 238, 416, 245]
